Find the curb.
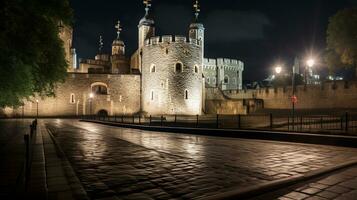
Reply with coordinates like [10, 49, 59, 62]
[80, 120, 357, 148]
[46, 128, 89, 200]
[201, 160, 357, 200]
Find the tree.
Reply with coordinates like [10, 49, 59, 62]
[0, 0, 73, 107]
[326, 8, 357, 77]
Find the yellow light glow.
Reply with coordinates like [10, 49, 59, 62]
[307, 59, 315, 67]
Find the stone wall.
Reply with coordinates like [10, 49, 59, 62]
[254, 81, 357, 109]
[141, 35, 203, 115]
[203, 58, 244, 90]
[1, 73, 141, 117]
[205, 88, 247, 114]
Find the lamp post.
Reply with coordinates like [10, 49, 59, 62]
[89, 93, 94, 116]
[36, 99, 39, 119]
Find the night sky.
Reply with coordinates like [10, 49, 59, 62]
[70, 0, 357, 81]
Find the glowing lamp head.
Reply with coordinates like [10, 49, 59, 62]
[307, 59, 315, 67]
[89, 93, 94, 98]
[275, 66, 282, 74]
[36, 99, 39, 103]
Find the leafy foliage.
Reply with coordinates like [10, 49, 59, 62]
[0, 0, 73, 107]
[326, 8, 357, 75]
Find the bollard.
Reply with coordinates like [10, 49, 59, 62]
[300, 116, 303, 132]
[24, 133, 30, 177]
[150, 115, 152, 125]
[238, 114, 241, 129]
[345, 112, 349, 133]
[269, 113, 273, 129]
[133, 115, 135, 124]
[161, 115, 163, 126]
[320, 116, 323, 130]
[139, 116, 141, 125]
[216, 114, 219, 129]
[196, 115, 199, 127]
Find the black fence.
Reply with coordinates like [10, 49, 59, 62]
[82, 112, 357, 135]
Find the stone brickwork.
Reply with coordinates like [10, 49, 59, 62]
[255, 81, 357, 110]
[141, 35, 203, 115]
[3, 73, 140, 117]
[203, 58, 244, 91]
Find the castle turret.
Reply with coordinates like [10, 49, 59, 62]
[189, 0, 205, 57]
[95, 35, 109, 61]
[111, 20, 130, 74]
[112, 20, 125, 56]
[138, 0, 155, 49]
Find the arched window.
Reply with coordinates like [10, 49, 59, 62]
[175, 63, 183, 72]
[70, 93, 75, 104]
[194, 65, 199, 73]
[150, 65, 156, 73]
[184, 89, 189, 100]
[91, 82, 108, 95]
[224, 76, 229, 84]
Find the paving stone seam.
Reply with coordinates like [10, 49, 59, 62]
[201, 160, 357, 200]
[45, 126, 90, 200]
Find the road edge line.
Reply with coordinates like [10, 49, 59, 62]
[46, 127, 90, 200]
[200, 160, 357, 200]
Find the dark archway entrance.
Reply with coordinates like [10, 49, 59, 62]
[97, 109, 108, 118]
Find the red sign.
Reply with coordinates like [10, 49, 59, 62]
[291, 95, 298, 103]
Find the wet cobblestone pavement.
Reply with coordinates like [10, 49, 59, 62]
[45, 119, 357, 200]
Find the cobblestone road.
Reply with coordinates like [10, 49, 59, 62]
[252, 165, 357, 200]
[45, 119, 357, 200]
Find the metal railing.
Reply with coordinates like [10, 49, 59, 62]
[82, 112, 357, 135]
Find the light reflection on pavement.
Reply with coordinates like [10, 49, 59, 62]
[46, 119, 357, 200]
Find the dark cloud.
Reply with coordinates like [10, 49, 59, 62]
[205, 10, 271, 43]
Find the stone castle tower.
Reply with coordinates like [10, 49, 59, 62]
[141, 0, 204, 115]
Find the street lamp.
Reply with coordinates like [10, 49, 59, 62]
[275, 66, 282, 74]
[89, 93, 94, 116]
[36, 99, 39, 119]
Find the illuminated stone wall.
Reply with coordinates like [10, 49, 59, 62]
[203, 58, 244, 90]
[2, 73, 141, 117]
[141, 35, 203, 115]
[254, 81, 357, 109]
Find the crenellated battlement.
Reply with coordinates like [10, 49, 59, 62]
[204, 58, 217, 66]
[144, 35, 199, 46]
[217, 58, 242, 65]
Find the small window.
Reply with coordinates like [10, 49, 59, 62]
[194, 65, 199, 73]
[207, 77, 210, 84]
[161, 81, 165, 89]
[175, 63, 183, 72]
[70, 93, 75, 104]
[224, 76, 229, 84]
[165, 48, 169, 54]
[150, 65, 156, 73]
[184, 89, 189, 100]
[151, 90, 154, 101]
[213, 77, 216, 84]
